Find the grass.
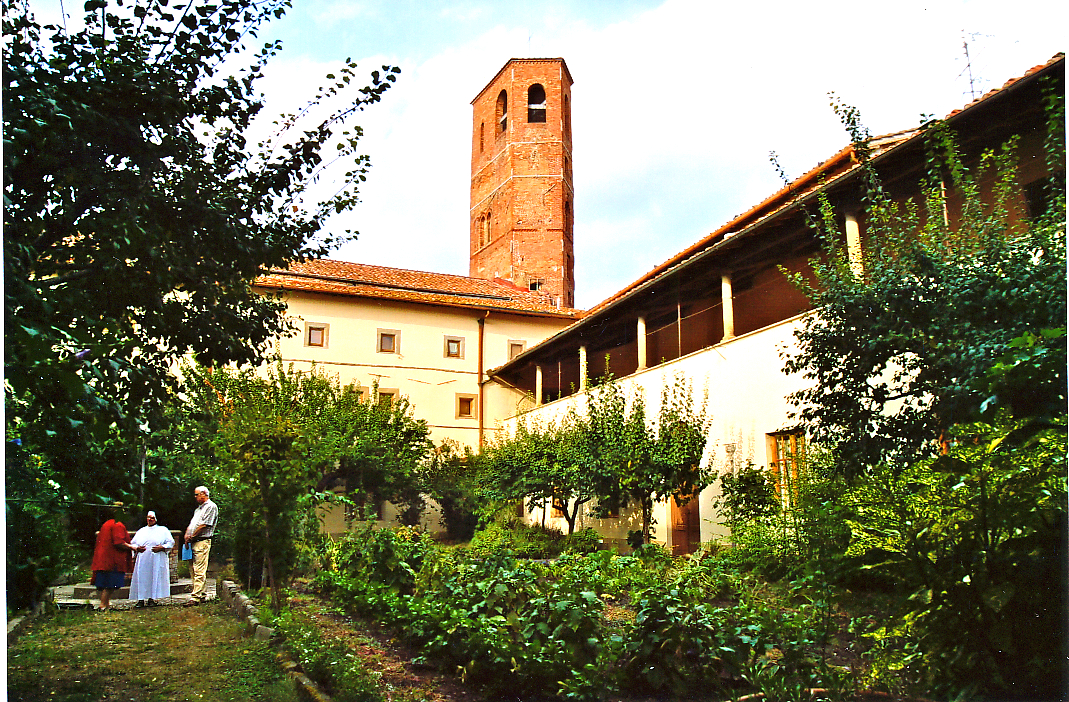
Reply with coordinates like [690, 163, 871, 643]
[7, 602, 298, 702]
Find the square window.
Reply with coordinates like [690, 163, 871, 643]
[377, 388, 399, 405]
[444, 336, 465, 359]
[377, 329, 400, 354]
[456, 394, 477, 419]
[305, 323, 328, 347]
[508, 340, 526, 360]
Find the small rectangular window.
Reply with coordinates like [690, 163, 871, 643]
[508, 340, 526, 360]
[444, 336, 465, 359]
[456, 394, 477, 419]
[377, 388, 399, 405]
[305, 323, 328, 347]
[529, 278, 544, 292]
[377, 329, 400, 354]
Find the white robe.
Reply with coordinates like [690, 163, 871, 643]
[129, 524, 174, 600]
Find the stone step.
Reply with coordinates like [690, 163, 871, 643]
[71, 579, 193, 600]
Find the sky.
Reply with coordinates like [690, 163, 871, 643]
[46, 0, 1068, 308]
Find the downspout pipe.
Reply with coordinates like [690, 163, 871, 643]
[478, 311, 489, 448]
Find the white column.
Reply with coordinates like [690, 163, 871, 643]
[636, 316, 647, 371]
[721, 274, 735, 341]
[535, 365, 543, 406]
[579, 345, 588, 391]
[845, 211, 863, 276]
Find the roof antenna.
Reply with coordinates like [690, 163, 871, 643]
[962, 33, 978, 101]
[959, 31, 992, 101]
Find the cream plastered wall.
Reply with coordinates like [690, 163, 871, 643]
[265, 289, 573, 535]
[495, 312, 811, 551]
[271, 290, 571, 447]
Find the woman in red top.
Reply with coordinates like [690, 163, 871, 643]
[91, 510, 138, 612]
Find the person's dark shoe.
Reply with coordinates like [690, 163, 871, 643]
[147, 599, 158, 607]
[134, 600, 146, 608]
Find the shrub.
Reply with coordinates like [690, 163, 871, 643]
[328, 523, 434, 595]
[467, 519, 564, 559]
[561, 527, 601, 554]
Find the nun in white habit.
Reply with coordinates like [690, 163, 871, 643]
[129, 511, 174, 607]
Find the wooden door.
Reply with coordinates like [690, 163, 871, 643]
[670, 496, 701, 555]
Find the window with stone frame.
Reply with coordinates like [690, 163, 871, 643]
[456, 394, 477, 419]
[377, 329, 400, 354]
[305, 322, 328, 347]
[444, 335, 465, 359]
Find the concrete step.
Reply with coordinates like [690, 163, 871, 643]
[71, 579, 193, 600]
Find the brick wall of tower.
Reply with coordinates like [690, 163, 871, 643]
[470, 58, 574, 307]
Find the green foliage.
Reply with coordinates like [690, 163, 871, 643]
[276, 611, 384, 702]
[784, 89, 1066, 476]
[172, 361, 431, 609]
[716, 451, 853, 584]
[421, 440, 480, 541]
[586, 373, 711, 543]
[5, 441, 83, 613]
[778, 90, 1067, 700]
[478, 412, 600, 534]
[467, 519, 566, 559]
[843, 413, 1066, 698]
[309, 524, 860, 701]
[719, 461, 779, 523]
[562, 527, 602, 554]
[328, 524, 433, 595]
[3, 0, 398, 612]
[480, 370, 710, 543]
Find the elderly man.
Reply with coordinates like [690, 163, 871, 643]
[183, 486, 218, 605]
[130, 511, 174, 607]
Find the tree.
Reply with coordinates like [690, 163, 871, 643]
[780, 93, 1066, 698]
[587, 375, 711, 544]
[175, 362, 431, 610]
[480, 415, 601, 535]
[480, 372, 710, 543]
[3, 0, 398, 609]
[782, 88, 1066, 476]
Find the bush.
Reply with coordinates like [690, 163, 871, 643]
[842, 414, 1067, 699]
[561, 527, 601, 554]
[327, 523, 434, 595]
[467, 519, 564, 559]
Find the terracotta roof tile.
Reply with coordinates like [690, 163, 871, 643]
[585, 53, 1064, 317]
[254, 259, 583, 319]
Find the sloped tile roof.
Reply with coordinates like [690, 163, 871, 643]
[255, 259, 583, 319]
[585, 53, 1064, 317]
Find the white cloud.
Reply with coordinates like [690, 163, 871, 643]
[256, 0, 1065, 308]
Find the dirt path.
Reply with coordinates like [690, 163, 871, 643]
[6, 602, 297, 702]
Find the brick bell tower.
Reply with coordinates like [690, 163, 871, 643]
[470, 58, 575, 308]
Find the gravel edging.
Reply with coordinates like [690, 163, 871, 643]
[217, 579, 332, 702]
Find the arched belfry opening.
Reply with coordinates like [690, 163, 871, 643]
[527, 84, 546, 123]
[496, 90, 508, 134]
[470, 59, 575, 308]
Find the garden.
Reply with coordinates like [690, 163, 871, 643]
[5, 1, 1065, 700]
